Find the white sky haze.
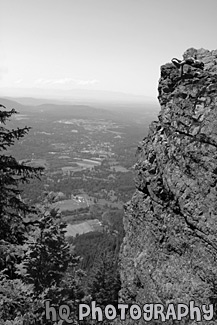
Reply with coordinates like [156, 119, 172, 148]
[1, 0, 217, 101]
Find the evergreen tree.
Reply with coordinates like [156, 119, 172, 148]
[23, 208, 73, 293]
[0, 104, 43, 323]
[0, 105, 43, 245]
[88, 250, 121, 308]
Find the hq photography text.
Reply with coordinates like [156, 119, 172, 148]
[44, 300, 214, 323]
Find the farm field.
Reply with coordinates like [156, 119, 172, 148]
[65, 219, 102, 237]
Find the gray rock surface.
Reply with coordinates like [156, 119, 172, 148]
[118, 48, 217, 324]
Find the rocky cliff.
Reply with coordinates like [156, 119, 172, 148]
[119, 48, 217, 324]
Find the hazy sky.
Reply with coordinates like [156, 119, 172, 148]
[1, 0, 217, 100]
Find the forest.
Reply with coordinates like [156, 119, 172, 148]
[0, 105, 123, 325]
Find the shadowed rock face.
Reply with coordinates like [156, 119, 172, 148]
[118, 48, 217, 324]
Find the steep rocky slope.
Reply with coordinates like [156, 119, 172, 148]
[119, 48, 217, 324]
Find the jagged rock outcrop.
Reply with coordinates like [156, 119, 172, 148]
[119, 48, 217, 324]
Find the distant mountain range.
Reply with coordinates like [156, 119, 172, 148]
[0, 87, 157, 105]
[0, 95, 160, 126]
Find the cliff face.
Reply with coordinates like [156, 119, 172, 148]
[119, 48, 217, 324]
